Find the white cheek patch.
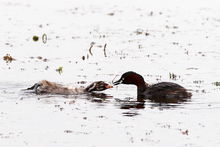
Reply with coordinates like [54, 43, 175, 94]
[117, 78, 124, 84]
[87, 83, 97, 92]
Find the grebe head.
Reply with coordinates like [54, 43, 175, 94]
[113, 71, 145, 86]
[86, 81, 113, 92]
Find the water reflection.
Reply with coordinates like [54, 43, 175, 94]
[122, 111, 140, 117]
[20, 84, 191, 111]
[86, 92, 113, 103]
[114, 96, 190, 110]
[143, 97, 191, 104]
[89, 92, 113, 99]
[115, 98, 145, 109]
[145, 101, 185, 110]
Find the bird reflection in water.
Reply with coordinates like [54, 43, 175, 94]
[115, 95, 190, 110]
[87, 92, 113, 103]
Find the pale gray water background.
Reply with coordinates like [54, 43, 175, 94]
[1, 0, 220, 146]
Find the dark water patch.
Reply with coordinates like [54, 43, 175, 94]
[122, 111, 139, 117]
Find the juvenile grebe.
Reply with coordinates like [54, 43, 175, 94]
[27, 80, 113, 95]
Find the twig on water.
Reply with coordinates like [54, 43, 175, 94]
[103, 43, 107, 57]
[42, 33, 47, 44]
[89, 42, 95, 56]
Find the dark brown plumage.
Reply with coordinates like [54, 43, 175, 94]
[113, 71, 191, 103]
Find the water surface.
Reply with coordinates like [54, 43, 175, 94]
[1, 0, 220, 146]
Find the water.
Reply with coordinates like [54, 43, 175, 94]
[1, 0, 220, 146]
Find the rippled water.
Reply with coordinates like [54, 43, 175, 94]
[1, 0, 220, 146]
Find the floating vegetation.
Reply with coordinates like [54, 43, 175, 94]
[64, 130, 73, 133]
[77, 81, 87, 84]
[169, 73, 180, 80]
[138, 44, 142, 49]
[32, 34, 47, 43]
[165, 25, 179, 29]
[107, 12, 114, 16]
[135, 29, 144, 35]
[37, 56, 43, 60]
[45, 66, 49, 70]
[42, 58, 48, 62]
[134, 29, 150, 36]
[82, 42, 107, 59]
[96, 45, 103, 48]
[30, 56, 48, 62]
[33, 36, 39, 41]
[186, 67, 198, 70]
[173, 26, 178, 29]
[181, 129, 189, 135]
[37, 56, 48, 62]
[3, 54, 15, 63]
[42, 33, 47, 44]
[68, 100, 75, 105]
[193, 80, 204, 84]
[145, 32, 150, 36]
[213, 82, 220, 86]
[172, 42, 179, 45]
[56, 66, 63, 74]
